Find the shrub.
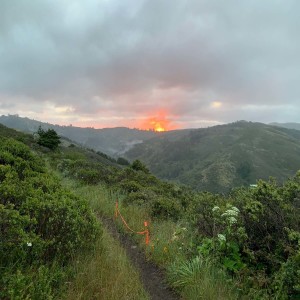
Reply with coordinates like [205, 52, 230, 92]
[0, 137, 101, 298]
[151, 196, 183, 221]
[76, 169, 100, 185]
[117, 157, 130, 165]
[123, 188, 157, 206]
[120, 180, 142, 193]
[189, 175, 300, 298]
[131, 159, 150, 173]
[36, 126, 61, 150]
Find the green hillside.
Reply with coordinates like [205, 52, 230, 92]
[125, 121, 300, 193]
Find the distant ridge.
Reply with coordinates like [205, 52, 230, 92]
[0, 114, 157, 157]
[269, 122, 300, 131]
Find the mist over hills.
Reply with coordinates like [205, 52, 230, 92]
[125, 121, 300, 193]
[270, 122, 300, 131]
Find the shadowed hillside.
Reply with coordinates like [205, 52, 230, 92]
[0, 114, 157, 157]
[125, 121, 300, 193]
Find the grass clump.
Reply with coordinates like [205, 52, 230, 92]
[167, 256, 239, 300]
[64, 224, 149, 300]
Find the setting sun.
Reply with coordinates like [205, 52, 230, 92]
[138, 111, 178, 132]
[151, 121, 166, 132]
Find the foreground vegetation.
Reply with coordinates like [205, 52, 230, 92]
[1, 124, 299, 299]
[0, 137, 100, 298]
[0, 129, 148, 299]
[51, 141, 300, 299]
[65, 226, 149, 300]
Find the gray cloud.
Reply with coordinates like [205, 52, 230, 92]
[0, 0, 299, 128]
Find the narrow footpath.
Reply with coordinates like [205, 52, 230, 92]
[101, 216, 180, 300]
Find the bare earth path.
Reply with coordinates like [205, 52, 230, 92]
[101, 216, 180, 300]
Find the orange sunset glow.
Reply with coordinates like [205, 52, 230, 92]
[139, 112, 177, 132]
[151, 120, 166, 132]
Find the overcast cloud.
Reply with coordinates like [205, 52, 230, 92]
[0, 0, 299, 129]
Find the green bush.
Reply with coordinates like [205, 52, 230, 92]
[120, 180, 142, 193]
[189, 175, 300, 298]
[131, 159, 150, 173]
[151, 196, 183, 221]
[117, 157, 130, 165]
[0, 137, 101, 298]
[76, 169, 100, 185]
[123, 188, 157, 206]
[1, 265, 66, 300]
[36, 126, 61, 150]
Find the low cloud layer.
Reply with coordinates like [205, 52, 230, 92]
[0, 0, 299, 129]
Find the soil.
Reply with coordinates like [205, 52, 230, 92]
[101, 216, 180, 300]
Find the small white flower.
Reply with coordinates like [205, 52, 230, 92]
[223, 209, 239, 217]
[217, 234, 226, 242]
[212, 206, 220, 212]
[27, 242, 32, 247]
[171, 234, 179, 241]
[231, 206, 240, 213]
[228, 216, 237, 224]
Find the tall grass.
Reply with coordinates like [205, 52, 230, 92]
[64, 226, 149, 300]
[61, 179, 122, 216]
[55, 179, 149, 299]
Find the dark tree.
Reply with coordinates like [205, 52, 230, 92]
[131, 159, 150, 173]
[117, 157, 130, 166]
[36, 126, 61, 150]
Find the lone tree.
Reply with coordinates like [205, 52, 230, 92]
[36, 126, 61, 150]
[131, 159, 150, 173]
[117, 157, 130, 166]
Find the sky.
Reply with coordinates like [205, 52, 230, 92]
[0, 0, 299, 130]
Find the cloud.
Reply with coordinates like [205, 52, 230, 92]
[0, 0, 299, 128]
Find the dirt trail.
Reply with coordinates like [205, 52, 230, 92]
[101, 216, 180, 300]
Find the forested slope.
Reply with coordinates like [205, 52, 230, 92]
[126, 121, 300, 193]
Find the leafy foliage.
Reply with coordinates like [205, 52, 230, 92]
[117, 157, 130, 165]
[131, 159, 150, 173]
[0, 137, 100, 298]
[189, 176, 300, 298]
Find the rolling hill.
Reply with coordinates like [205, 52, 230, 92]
[125, 121, 300, 193]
